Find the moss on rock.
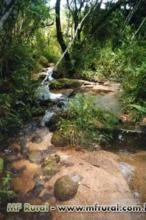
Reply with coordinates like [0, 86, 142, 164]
[49, 78, 82, 90]
[42, 154, 60, 176]
[54, 175, 79, 201]
[51, 131, 70, 147]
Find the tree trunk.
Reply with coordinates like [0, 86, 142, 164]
[0, 0, 16, 31]
[55, 0, 73, 73]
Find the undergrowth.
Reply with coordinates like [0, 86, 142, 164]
[57, 94, 119, 147]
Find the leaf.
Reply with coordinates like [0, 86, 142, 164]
[129, 104, 146, 113]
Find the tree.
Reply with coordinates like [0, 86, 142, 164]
[55, 0, 73, 72]
[0, 0, 17, 31]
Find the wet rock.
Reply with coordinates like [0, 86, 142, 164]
[49, 78, 81, 90]
[45, 114, 59, 132]
[140, 117, 146, 132]
[57, 99, 68, 108]
[30, 182, 44, 197]
[20, 138, 28, 156]
[11, 160, 40, 193]
[37, 85, 64, 102]
[20, 121, 39, 137]
[41, 111, 55, 127]
[39, 192, 53, 201]
[61, 89, 74, 97]
[4, 148, 12, 154]
[10, 143, 20, 153]
[52, 131, 69, 147]
[54, 174, 79, 201]
[42, 154, 60, 177]
[6, 153, 22, 162]
[31, 135, 43, 144]
[28, 130, 53, 151]
[11, 166, 26, 177]
[119, 162, 135, 183]
[28, 151, 43, 164]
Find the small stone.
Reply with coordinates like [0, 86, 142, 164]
[54, 175, 79, 201]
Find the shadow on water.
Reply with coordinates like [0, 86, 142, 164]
[101, 128, 146, 153]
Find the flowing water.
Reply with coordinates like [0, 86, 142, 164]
[0, 68, 146, 219]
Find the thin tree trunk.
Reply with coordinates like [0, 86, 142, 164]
[131, 17, 146, 40]
[55, 0, 73, 73]
[55, 5, 93, 69]
[125, 0, 142, 25]
[90, 0, 129, 35]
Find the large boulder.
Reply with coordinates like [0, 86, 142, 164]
[44, 150, 144, 220]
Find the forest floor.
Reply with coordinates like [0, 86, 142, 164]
[1, 79, 146, 220]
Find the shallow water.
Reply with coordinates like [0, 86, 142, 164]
[118, 150, 146, 203]
[1, 78, 146, 219]
[95, 92, 121, 115]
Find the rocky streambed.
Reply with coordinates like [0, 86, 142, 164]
[0, 69, 146, 220]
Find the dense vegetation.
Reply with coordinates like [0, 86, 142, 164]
[0, 0, 146, 142]
[55, 94, 119, 147]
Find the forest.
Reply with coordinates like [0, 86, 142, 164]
[0, 0, 146, 219]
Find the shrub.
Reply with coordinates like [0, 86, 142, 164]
[56, 94, 119, 147]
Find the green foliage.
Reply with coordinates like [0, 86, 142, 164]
[74, 41, 125, 81]
[119, 40, 146, 120]
[0, 158, 4, 173]
[0, 1, 55, 139]
[72, 41, 99, 70]
[125, 103, 146, 122]
[94, 42, 125, 79]
[0, 172, 14, 199]
[129, 104, 146, 114]
[57, 94, 119, 147]
[34, 30, 60, 64]
[0, 80, 43, 133]
[74, 32, 146, 122]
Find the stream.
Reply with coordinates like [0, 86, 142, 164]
[0, 67, 146, 220]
